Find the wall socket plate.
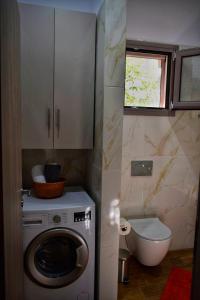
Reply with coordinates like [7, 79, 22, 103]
[131, 160, 153, 176]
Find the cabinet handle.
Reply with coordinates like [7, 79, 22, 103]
[56, 108, 60, 138]
[47, 108, 51, 138]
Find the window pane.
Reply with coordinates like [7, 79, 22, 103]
[180, 55, 200, 102]
[125, 54, 166, 108]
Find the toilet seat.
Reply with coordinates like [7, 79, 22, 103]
[128, 218, 172, 241]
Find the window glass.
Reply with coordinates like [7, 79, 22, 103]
[180, 55, 200, 102]
[125, 52, 167, 108]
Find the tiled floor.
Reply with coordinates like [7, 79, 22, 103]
[118, 249, 193, 300]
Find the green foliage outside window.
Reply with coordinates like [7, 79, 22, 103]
[125, 56, 161, 108]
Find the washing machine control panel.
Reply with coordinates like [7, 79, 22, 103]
[74, 211, 91, 222]
[52, 215, 61, 224]
[48, 213, 67, 225]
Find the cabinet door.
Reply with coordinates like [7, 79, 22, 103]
[173, 48, 200, 109]
[54, 9, 96, 149]
[20, 4, 54, 148]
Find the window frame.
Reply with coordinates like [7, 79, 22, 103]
[124, 41, 178, 116]
[173, 48, 200, 109]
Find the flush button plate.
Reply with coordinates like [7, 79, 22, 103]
[131, 160, 153, 176]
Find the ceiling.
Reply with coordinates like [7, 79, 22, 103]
[18, 0, 103, 13]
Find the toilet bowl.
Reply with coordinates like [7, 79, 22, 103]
[128, 218, 172, 266]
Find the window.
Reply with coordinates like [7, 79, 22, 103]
[125, 52, 167, 108]
[124, 41, 200, 114]
[124, 41, 177, 115]
[173, 48, 200, 109]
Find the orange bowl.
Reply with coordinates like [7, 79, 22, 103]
[33, 179, 65, 199]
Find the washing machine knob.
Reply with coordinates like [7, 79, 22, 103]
[53, 215, 61, 224]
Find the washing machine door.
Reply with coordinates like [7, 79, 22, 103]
[25, 228, 89, 288]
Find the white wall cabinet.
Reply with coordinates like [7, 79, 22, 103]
[20, 4, 95, 149]
[20, 4, 54, 149]
[54, 9, 95, 149]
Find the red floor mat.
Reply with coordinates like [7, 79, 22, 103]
[160, 267, 192, 300]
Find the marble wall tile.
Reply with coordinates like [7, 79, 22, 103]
[121, 111, 200, 250]
[99, 169, 121, 300]
[104, 0, 126, 87]
[103, 87, 124, 171]
[144, 114, 185, 156]
[143, 185, 197, 249]
[101, 169, 121, 229]
[131, 155, 197, 192]
[144, 111, 200, 157]
[122, 115, 146, 158]
[87, 1, 126, 299]
[169, 111, 200, 157]
[123, 111, 200, 159]
[99, 242, 119, 299]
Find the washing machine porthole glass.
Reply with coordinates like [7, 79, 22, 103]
[25, 228, 89, 288]
[35, 236, 77, 278]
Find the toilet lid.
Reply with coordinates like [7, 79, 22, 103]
[128, 218, 172, 241]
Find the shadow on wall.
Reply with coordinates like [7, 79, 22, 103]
[22, 149, 90, 188]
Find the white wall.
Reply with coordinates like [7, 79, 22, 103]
[18, 0, 103, 13]
[127, 0, 200, 47]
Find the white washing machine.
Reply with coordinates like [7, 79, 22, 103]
[23, 187, 95, 300]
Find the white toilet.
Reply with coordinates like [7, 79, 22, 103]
[128, 218, 172, 266]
